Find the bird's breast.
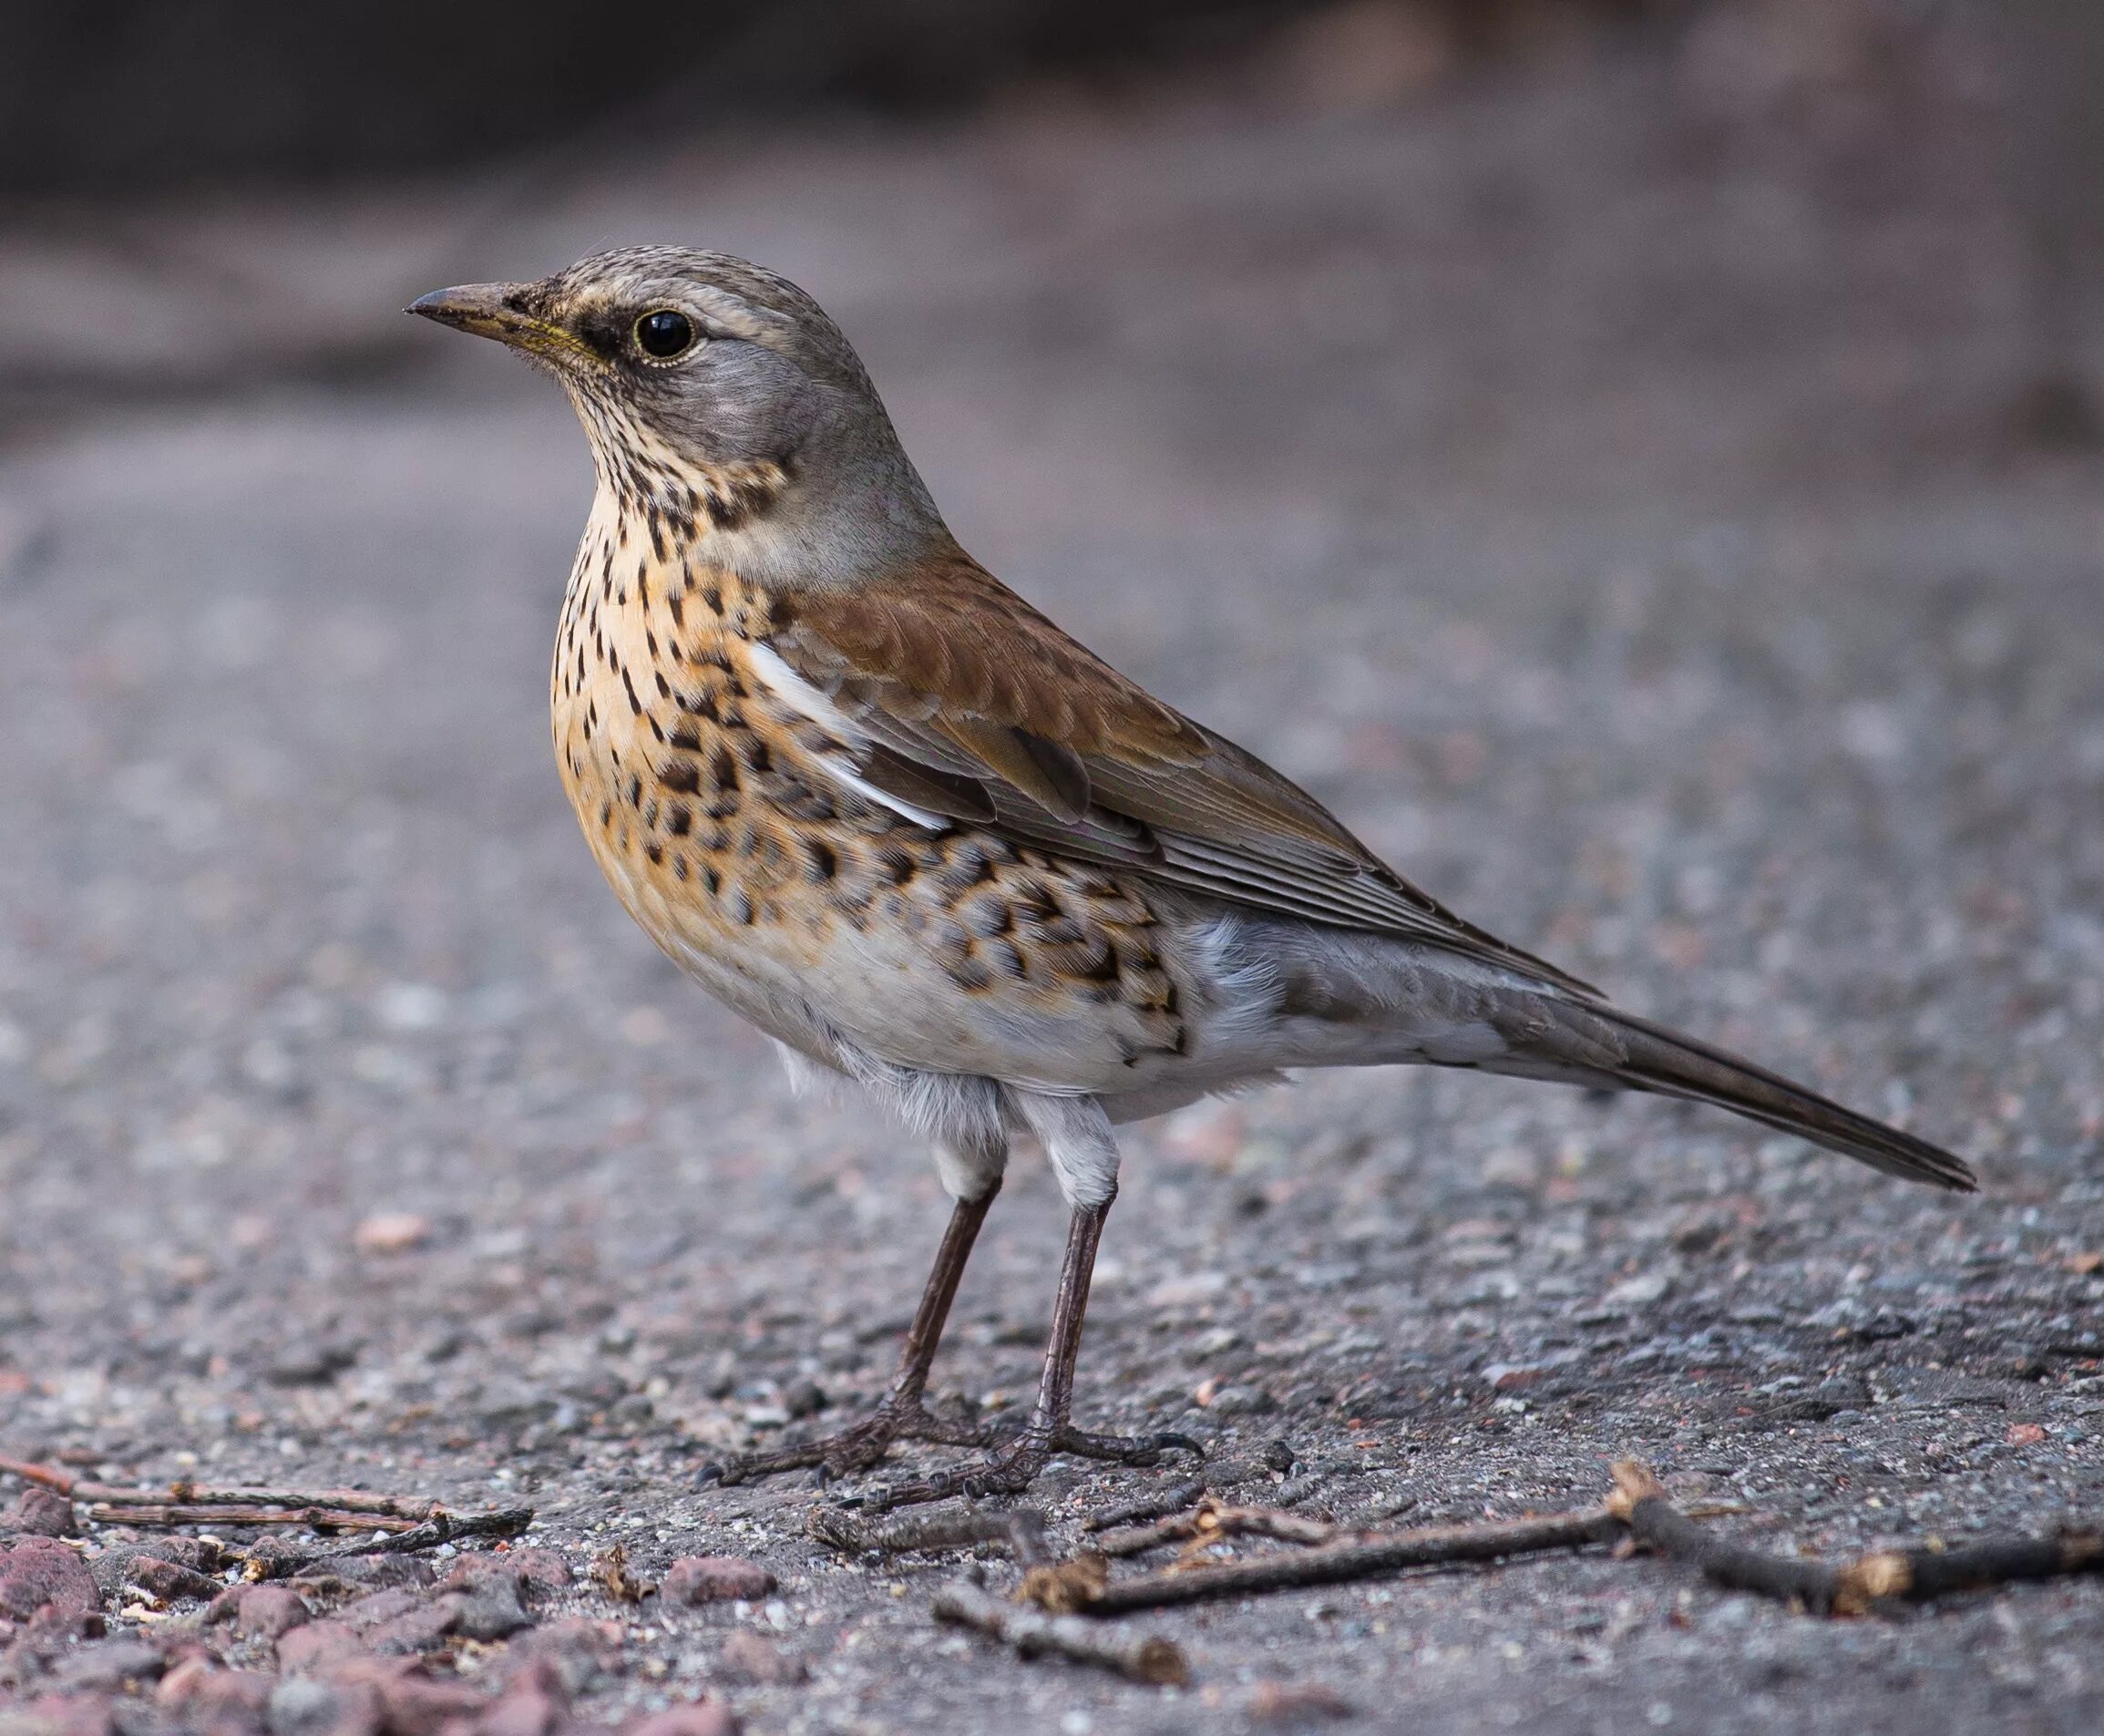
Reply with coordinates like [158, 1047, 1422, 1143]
[550, 511, 844, 968]
[545, 506, 1194, 1083]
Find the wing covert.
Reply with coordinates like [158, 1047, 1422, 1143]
[765, 554, 1597, 995]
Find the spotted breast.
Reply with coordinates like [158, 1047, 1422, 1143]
[549, 480, 1191, 1091]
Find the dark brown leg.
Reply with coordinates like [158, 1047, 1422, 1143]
[852, 1186, 1199, 1511]
[703, 1182, 1001, 1486]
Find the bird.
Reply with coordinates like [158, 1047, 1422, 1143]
[410, 247, 1976, 1507]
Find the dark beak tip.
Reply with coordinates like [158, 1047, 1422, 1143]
[403, 281, 552, 350]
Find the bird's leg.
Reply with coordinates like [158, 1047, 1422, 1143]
[704, 1181, 1001, 1486]
[852, 1185, 1199, 1511]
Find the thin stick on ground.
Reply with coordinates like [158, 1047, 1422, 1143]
[2, 1451, 531, 1554]
[1093, 1512, 1211, 1559]
[1834, 1533, 2104, 1612]
[0, 1456, 446, 1520]
[810, 1504, 1052, 1567]
[829, 1458, 2099, 1646]
[1176, 1499, 1335, 1554]
[1607, 1462, 1838, 1609]
[930, 1580, 1187, 1686]
[81, 1503, 435, 1532]
[1607, 1461, 2104, 1616]
[1066, 1507, 1624, 1615]
[1094, 1496, 1339, 1561]
[1080, 1478, 1207, 1535]
[240, 1508, 536, 1578]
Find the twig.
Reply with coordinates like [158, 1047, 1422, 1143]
[239, 1509, 535, 1579]
[930, 1580, 1187, 1685]
[1080, 1479, 1207, 1534]
[1183, 1500, 1338, 1552]
[88, 1504, 431, 1533]
[1094, 1496, 1338, 1562]
[0, 1457, 444, 1521]
[1607, 1463, 1838, 1609]
[3, 1450, 529, 1563]
[809, 1505, 1052, 1567]
[1835, 1534, 2104, 1614]
[1607, 1462, 2104, 1616]
[1094, 1514, 1206, 1559]
[1073, 1508, 1623, 1614]
[313, 1508, 531, 1558]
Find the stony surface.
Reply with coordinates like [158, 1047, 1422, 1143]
[1, 8, 2101, 1733]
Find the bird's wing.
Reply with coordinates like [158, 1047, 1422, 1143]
[762, 555, 1598, 995]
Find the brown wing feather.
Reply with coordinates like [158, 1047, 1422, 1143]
[775, 554, 1597, 995]
[934, 716, 1092, 823]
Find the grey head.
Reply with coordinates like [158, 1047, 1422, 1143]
[410, 246, 948, 584]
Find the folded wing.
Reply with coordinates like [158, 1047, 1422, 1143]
[765, 554, 1597, 995]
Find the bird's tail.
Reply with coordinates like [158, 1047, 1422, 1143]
[1196, 917, 1977, 1192]
[1491, 995, 1977, 1192]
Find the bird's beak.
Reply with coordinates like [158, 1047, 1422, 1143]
[406, 282, 592, 363]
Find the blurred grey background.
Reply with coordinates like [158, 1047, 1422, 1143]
[3, 0, 2101, 429]
[3, 5, 2103, 1733]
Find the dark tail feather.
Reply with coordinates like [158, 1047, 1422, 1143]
[1504, 999, 1977, 1192]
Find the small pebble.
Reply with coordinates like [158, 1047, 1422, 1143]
[609, 1392, 656, 1429]
[507, 1617, 627, 1696]
[337, 1588, 424, 1633]
[475, 1658, 570, 1736]
[325, 1657, 485, 1731]
[53, 1640, 165, 1692]
[718, 1628, 807, 1686]
[235, 1585, 313, 1638]
[160, 1662, 276, 1723]
[269, 1676, 382, 1736]
[781, 1380, 827, 1421]
[263, 1340, 360, 1386]
[368, 1599, 463, 1656]
[504, 1548, 576, 1596]
[660, 1556, 775, 1606]
[446, 1576, 535, 1642]
[353, 1211, 433, 1255]
[91, 1548, 221, 1602]
[1249, 1680, 1354, 1722]
[275, 1618, 367, 1674]
[1206, 1383, 1278, 1417]
[0, 1536, 103, 1620]
[1600, 1272, 1672, 1309]
[3, 1487, 78, 1537]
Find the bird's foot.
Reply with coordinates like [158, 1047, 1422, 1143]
[847, 1423, 1202, 1512]
[699, 1395, 996, 1488]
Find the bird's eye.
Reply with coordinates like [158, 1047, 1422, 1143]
[634, 310, 696, 359]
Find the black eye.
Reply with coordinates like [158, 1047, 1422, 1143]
[634, 309, 695, 359]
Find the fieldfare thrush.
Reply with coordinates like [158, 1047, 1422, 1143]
[412, 249, 1974, 1507]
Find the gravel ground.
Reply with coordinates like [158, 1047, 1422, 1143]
[3, 15, 2102, 1735]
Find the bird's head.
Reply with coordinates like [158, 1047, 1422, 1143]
[411, 247, 943, 578]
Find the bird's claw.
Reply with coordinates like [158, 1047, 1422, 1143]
[699, 1396, 998, 1489]
[848, 1423, 1203, 1513]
